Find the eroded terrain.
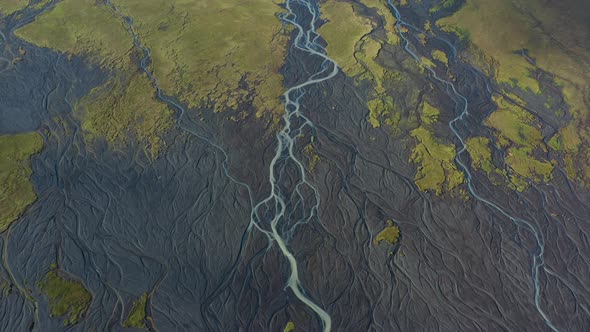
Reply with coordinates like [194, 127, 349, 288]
[1, 0, 589, 331]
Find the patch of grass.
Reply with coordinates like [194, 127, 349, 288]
[429, 0, 457, 13]
[0, 0, 28, 15]
[466, 136, 493, 173]
[420, 56, 436, 70]
[485, 95, 553, 190]
[367, 95, 396, 128]
[437, 0, 543, 94]
[283, 321, 296, 332]
[465, 136, 511, 186]
[124, 293, 148, 329]
[17, 0, 289, 126]
[410, 128, 464, 195]
[409, 102, 464, 195]
[16, 1, 175, 157]
[421, 101, 440, 125]
[373, 220, 400, 246]
[77, 72, 174, 159]
[38, 269, 92, 326]
[112, 0, 289, 116]
[319, 0, 374, 77]
[505, 147, 553, 187]
[0, 132, 43, 232]
[15, 0, 132, 69]
[439, 0, 590, 188]
[302, 144, 321, 172]
[431, 50, 449, 65]
[485, 96, 543, 147]
[357, 37, 386, 94]
[359, 0, 399, 45]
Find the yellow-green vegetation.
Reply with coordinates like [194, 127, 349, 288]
[124, 293, 148, 329]
[77, 73, 173, 159]
[0, 132, 43, 232]
[420, 56, 436, 70]
[359, 0, 399, 45]
[437, 0, 590, 188]
[15, 0, 132, 69]
[429, 0, 457, 13]
[485, 95, 553, 190]
[355, 37, 395, 129]
[111, 0, 288, 116]
[354, 38, 404, 130]
[410, 102, 464, 195]
[357, 37, 387, 94]
[15, 0, 173, 156]
[431, 50, 449, 65]
[367, 95, 396, 128]
[283, 321, 296, 332]
[465, 136, 508, 186]
[548, 95, 590, 184]
[0, 0, 28, 15]
[437, 0, 543, 93]
[319, 1, 407, 132]
[465, 137, 493, 174]
[319, 0, 374, 77]
[16, 0, 289, 156]
[303, 144, 321, 172]
[373, 220, 400, 246]
[38, 269, 92, 326]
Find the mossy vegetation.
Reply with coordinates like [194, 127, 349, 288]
[359, 0, 400, 45]
[303, 144, 321, 172]
[38, 269, 92, 326]
[319, 0, 374, 77]
[437, 0, 542, 94]
[16, 0, 173, 156]
[77, 72, 174, 159]
[16, 0, 289, 156]
[0, 0, 28, 15]
[465, 137, 493, 174]
[283, 321, 296, 332]
[112, 0, 289, 116]
[373, 220, 400, 246]
[429, 0, 457, 13]
[367, 95, 396, 128]
[431, 50, 449, 65]
[465, 136, 510, 186]
[124, 293, 148, 329]
[15, 0, 133, 70]
[410, 102, 464, 195]
[0, 132, 43, 232]
[484, 95, 553, 190]
[438, 0, 590, 187]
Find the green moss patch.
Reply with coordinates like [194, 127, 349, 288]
[283, 321, 296, 332]
[111, 0, 289, 115]
[77, 73, 174, 159]
[319, 0, 374, 77]
[484, 95, 553, 190]
[124, 293, 148, 329]
[0, 132, 43, 232]
[38, 269, 92, 326]
[0, 0, 29, 15]
[15, 0, 133, 69]
[373, 220, 400, 246]
[409, 102, 464, 195]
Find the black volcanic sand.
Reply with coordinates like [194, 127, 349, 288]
[1, 1, 590, 331]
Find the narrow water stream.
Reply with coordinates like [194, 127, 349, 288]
[385, 2, 560, 331]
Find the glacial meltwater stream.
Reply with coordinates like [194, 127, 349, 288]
[385, 1, 561, 331]
[105, 0, 339, 330]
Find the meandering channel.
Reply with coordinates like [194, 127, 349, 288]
[104, 0, 338, 330]
[385, 1, 560, 331]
